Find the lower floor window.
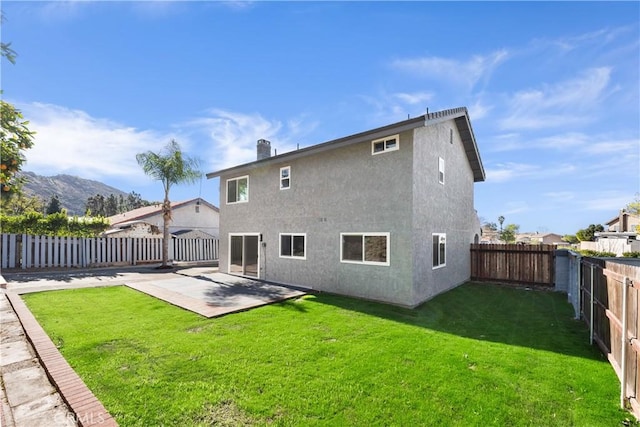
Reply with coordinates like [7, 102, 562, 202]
[341, 232, 389, 266]
[433, 233, 446, 268]
[280, 233, 306, 259]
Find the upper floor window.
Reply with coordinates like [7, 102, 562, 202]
[432, 233, 446, 268]
[227, 176, 249, 204]
[280, 233, 306, 259]
[280, 166, 291, 190]
[372, 134, 399, 155]
[341, 232, 390, 266]
[438, 157, 445, 185]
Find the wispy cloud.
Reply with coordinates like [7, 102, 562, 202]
[544, 191, 576, 201]
[392, 50, 509, 91]
[584, 138, 639, 155]
[581, 192, 637, 212]
[17, 102, 321, 184]
[499, 67, 613, 130]
[33, 0, 89, 22]
[183, 109, 317, 171]
[20, 102, 172, 181]
[485, 161, 576, 183]
[392, 91, 433, 105]
[502, 201, 530, 215]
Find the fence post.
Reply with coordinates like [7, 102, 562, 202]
[621, 276, 629, 409]
[21, 234, 28, 269]
[590, 264, 594, 346]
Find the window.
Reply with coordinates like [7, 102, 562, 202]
[227, 176, 249, 204]
[438, 157, 445, 185]
[341, 233, 389, 266]
[372, 134, 399, 155]
[280, 233, 306, 259]
[280, 166, 290, 190]
[432, 233, 446, 268]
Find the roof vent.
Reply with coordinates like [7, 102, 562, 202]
[257, 139, 271, 160]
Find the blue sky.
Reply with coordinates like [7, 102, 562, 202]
[2, 1, 638, 235]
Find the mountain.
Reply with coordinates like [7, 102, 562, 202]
[19, 171, 129, 216]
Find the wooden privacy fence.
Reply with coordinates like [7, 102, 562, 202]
[0, 234, 219, 270]
[470, 244, 556, 286]
[580, 258, 640, 418]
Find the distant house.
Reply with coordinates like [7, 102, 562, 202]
[479, 225, 500, 243]
[106, 198, 219, 239]
[593, 209, 640, 256]
[516, 232, 567, 246]
[206, 107, 485, 307]
[606, 210, 640, 233]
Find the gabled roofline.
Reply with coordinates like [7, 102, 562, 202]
[108, 198, 219, 226]
[206, 107, 485, 182]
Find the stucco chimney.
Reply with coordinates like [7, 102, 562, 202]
[257, 139, 271, 160]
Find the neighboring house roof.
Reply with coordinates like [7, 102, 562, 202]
[108, 198, 219, 226]
[101, 220, 161, 237]
[171, 229, 217, 239]
[206, 107, 485, 182]
[605, 211, 640, 231]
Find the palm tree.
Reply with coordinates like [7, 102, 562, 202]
[136, 140, 201, 268]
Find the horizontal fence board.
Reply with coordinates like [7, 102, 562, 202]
[0, 234, 219, 270]
[470, 243, 555, 286]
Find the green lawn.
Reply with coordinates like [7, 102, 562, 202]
[23, 282, 633, 426]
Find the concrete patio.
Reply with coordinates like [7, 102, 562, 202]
[0, 266, 307, 426]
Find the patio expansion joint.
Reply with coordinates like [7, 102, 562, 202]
[5, 292, 118, 427]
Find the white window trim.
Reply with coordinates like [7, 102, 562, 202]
[340, 232, 390, 266]
[432, 232, 446, 269]
[280, 166, 291, 190]
[279, 233, 306, 260]
[371, 134, 400, 156]
[438, 157, 445, 185]
[226, 175, 249, 204]
[228, 232, 261, 279]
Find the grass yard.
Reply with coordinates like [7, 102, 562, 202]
[23, 282, 632, 426]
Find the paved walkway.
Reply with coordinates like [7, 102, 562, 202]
[0, 266, 307, 426]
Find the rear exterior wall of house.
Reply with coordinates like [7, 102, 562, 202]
[218, 117, 481, 307]
[218, 129, 416, 306]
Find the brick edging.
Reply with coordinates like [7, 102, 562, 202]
[5, 292, 118, 427]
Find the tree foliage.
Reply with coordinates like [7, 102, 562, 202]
[500, 223, 519, 243]
[85, 191, 153, 217]
[45, 195, 62, 215]
[1, 100, 35, 198]
[575, 224, 604, 242]
[136, 140, 201, 267]
[562, 234, 579, 244]
[1, 14, 36, 202]
[1, 192, 43, 215]
[626, 194, 640, 215]
[484, 222, 498, 231]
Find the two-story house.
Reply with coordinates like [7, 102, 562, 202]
[206, 107, 485, 307]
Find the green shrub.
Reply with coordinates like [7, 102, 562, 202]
[578, 249, 617, 257]
[622, 251, 640, 258]
[0, 212, 109, 237]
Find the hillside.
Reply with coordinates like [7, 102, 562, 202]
[18, 171, 128, 215]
